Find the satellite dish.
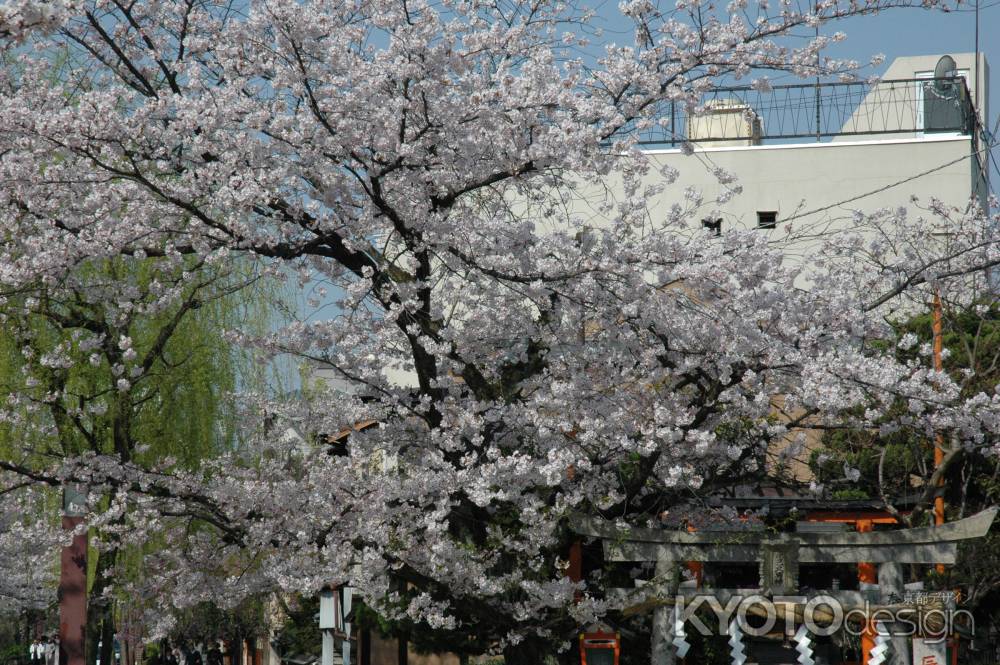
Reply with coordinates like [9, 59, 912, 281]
[932, 55, 958, 94]
[934, 55, 958, 79]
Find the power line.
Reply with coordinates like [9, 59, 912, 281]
[778, 148, 985, 225]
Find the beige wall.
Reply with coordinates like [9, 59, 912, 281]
[561, 131, 980, 483]
[562, 55, 988, 245]
[631, 135, 969, 231]
[559, 134, 978, 275]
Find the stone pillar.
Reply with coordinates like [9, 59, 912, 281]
[651, 552, 677, 665]
[857, 520, 878, 665]
[878, 562, 910, 665]
[319, 589, 336, 665]
[342, 588, 353, 665]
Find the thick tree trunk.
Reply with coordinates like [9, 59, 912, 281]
[98, 618, 114, 665]
[86, 549, 117, 665]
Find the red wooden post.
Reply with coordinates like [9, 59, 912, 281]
[568, 541, 582, 583]
[59, 494, 87, 665]
[685, 524, 703, 588]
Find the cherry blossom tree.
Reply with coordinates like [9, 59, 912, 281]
[1, 0, 999, 661]
[0, 0, 80, 41]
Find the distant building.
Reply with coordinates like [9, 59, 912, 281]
[582, 53, 990, 259]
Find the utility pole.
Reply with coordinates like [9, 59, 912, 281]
[815, 21, 821, 142]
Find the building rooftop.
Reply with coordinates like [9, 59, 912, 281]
[621, 75, 978, 147]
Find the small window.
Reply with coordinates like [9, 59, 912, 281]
[702, 217, 722, 236]
[757, 211, 777, 229]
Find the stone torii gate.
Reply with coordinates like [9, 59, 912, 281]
[572, 507, 997, 665]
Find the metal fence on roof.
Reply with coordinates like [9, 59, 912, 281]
[613, 76, 975, 147]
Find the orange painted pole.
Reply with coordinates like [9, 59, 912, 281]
[856, 520, 877, 585]
[686, 561, 703, 588]
[932, 292, 946, 574]
[861, 620, 878, 665]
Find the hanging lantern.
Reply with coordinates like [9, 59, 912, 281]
[579, 632, 620, 665]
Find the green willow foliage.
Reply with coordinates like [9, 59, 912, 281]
[0, 46, 289, 648]
[0, 253, 283, 645]
[0, 51, 281, 469]
[0, 255, 276, 465]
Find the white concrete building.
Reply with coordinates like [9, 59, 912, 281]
[576, 53, 989, 251]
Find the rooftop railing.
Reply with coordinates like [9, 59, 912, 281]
[617, 76, 976, 147]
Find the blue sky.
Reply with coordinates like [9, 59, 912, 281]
[829, 7, 997, 131]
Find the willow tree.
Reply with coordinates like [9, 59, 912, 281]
[0, 251, 276, 661]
